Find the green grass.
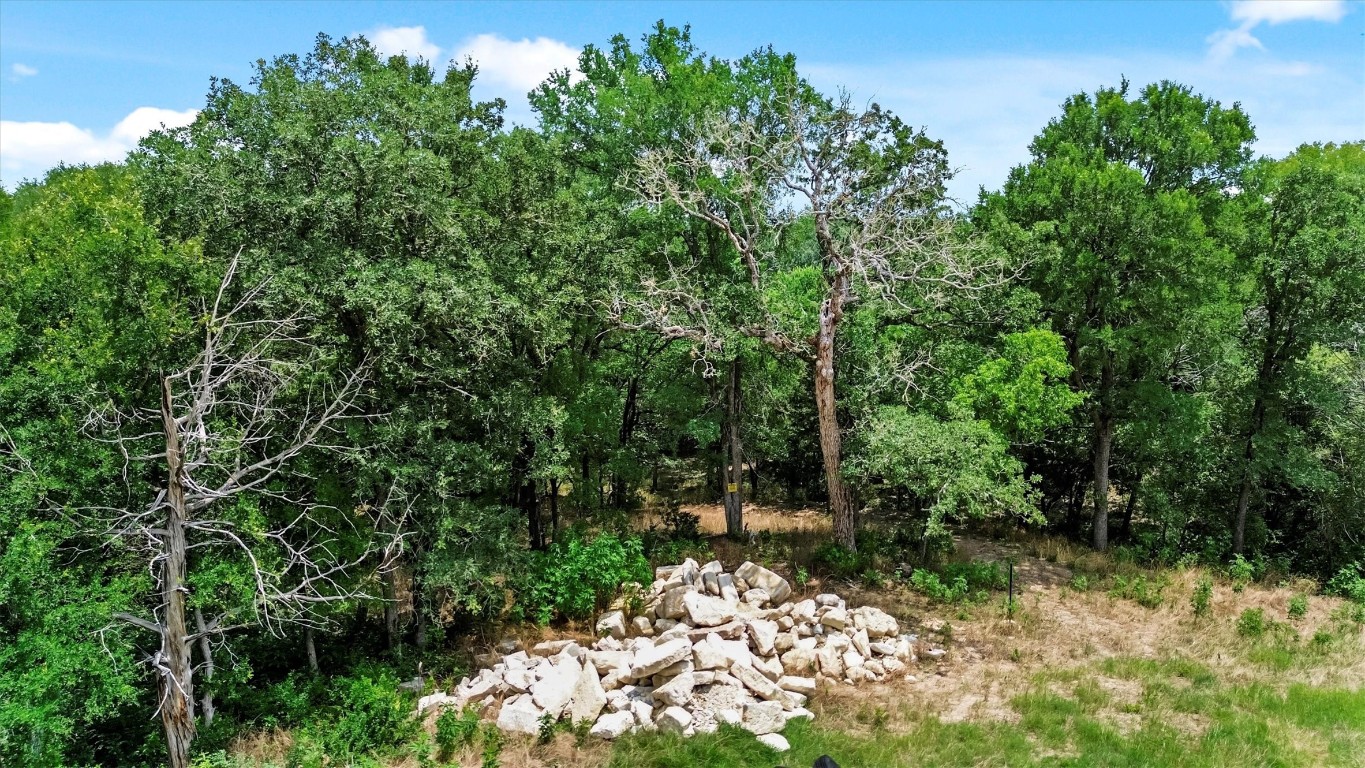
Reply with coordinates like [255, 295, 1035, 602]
[608, 658, 1365, 768]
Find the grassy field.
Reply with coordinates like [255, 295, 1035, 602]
[219, 509, 1365, 768]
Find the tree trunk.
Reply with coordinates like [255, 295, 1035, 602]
[1121, 473, 1142, 541]
[194, 609, 215, 729]
[815, 318, 856, 551]
[612, 378, 640, 508]
[382, 569, 399, 652]
[513, 438, 542, 550]
[1090, 354, 1115, 552]
[722, 358, 744, 538]
[159, 377, 196, 768]
[1233, 377, 1271, 555]
[549, 478, 560, 543]
[305, 627, 319, 673]
[1091, 414, 1114, 552]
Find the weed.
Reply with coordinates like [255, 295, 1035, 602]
[1109, 573, 1166, 609]
[795, 566, 810, 588]
[1068, 573, 1090, 592]
[1287, 594, 1308, 621]
[479, 722, 502, 768]
[1228, 554, 1255, 593]
[1237, 607, 1267, 638]
[434, 706, 480, 761]
[1191, 576, 1213, 617]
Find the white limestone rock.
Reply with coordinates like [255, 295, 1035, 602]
[683, 590, 736, 627]
[757, 733, 791, 752]
[596, 610, 627, 640]
[567, 662, 608, 724]
[742, 700, 787, 735]
[630, 638, 693, 678]
[748, 619, 779, 656]
[656, 705, 693, 733]
[590, 710, 635, 740]
[496, 694, 545, 735]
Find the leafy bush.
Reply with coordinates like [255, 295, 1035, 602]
[1228, 554, 1256, 592]
[659, 509, 702, 542]
[1191, 576, 1213, 617]
[909, 569, 970, 603]
[324, 668, 421, 756]
[435, 706, 481, 761]
[1237, 608, 1267, 638]
[520, 531, 651, 624]
[1326, 563, 1365, 604]
[480, 722, 503, 768]
[1068, 574, 1090, 592]
[941, 560, 1007, 591]
[1288, 595, 1308, 621]
[813, 542, 866, 578]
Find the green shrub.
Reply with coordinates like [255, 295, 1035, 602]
[1326, 563, 1365, 604]
[1068, 574, 1090, 592]
[324, 667, 421, 757]
[909, 568, 970, 603]
[1191, 576, 1213, 617]
[813, 541, 865, 577]
[940, 560, 1007, 591]
[480, 722, 503, 768]
[1237, 607, 1267, 638]
[1287, 594, 1308, 621]
[520, 531, 651, 624]
[435, 706, 481, 761]
[659, 509, 702, 542]
[1109, 574, 1166, 609]
[1228, 554, 1255, 592]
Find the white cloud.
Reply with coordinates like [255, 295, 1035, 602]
[1209, 0, 1349, 60]
[0, 106, 197, 185]
[455, 33, 579, 94]
[367, 25, 442, 63]
[1229, 0, 1348, 25]
[10, 63, 38, 79]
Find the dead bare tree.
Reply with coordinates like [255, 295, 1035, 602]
[628, 87, 1009, 551]
[87, 253, 384, 768]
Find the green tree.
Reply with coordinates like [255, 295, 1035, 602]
[979, 80, 1254, 550]
[0, 164, 207, 766]
[1221, 143, 1365, 554]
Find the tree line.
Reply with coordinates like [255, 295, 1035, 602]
[1, 24, 1361, 767]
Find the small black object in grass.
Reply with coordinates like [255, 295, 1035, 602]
[813, 757, 841, 768]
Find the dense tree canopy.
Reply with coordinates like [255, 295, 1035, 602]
[1, 25, 1361, 768]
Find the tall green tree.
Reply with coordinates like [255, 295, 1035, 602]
[1221, 143, 1365, 554]
[979, 80, 1254, 550]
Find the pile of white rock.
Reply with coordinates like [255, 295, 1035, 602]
[418, 559, 922, 750]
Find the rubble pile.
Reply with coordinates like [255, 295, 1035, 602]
[418, 559, 923, 748]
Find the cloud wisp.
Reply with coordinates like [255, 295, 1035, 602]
[0, 106, 197, 186]
[366, 25, 443, 64]
[10, 63, 38, 80]
[1208, 0, 1349, 61]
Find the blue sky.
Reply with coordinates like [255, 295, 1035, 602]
[2, 0, 1362, 199]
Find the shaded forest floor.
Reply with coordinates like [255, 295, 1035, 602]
[227, 504, 1365, 768]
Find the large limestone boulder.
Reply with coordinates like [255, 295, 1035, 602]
[652, 671, 696, 707]
[757, 733, 791, 752]
[656, 705, 693, 733]
[532, 658, 582, 717]
[567, 663, 608, 724]
[853, 606, 899, 638]
[748, 619, 779, 656]
[630, 638, 693, 678]
[735, 561, 792, 604]
[496, 694, 545, 735]
[742, 700, 787, 735]
[590, 710, 635, 740]
[659, 586, 692, 620]
[596, 610, 627, 640]
[682, 590, 736, 627]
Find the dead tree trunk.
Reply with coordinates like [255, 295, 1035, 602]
[722, 357, 744, 537]
[159, 376, 196, 768]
